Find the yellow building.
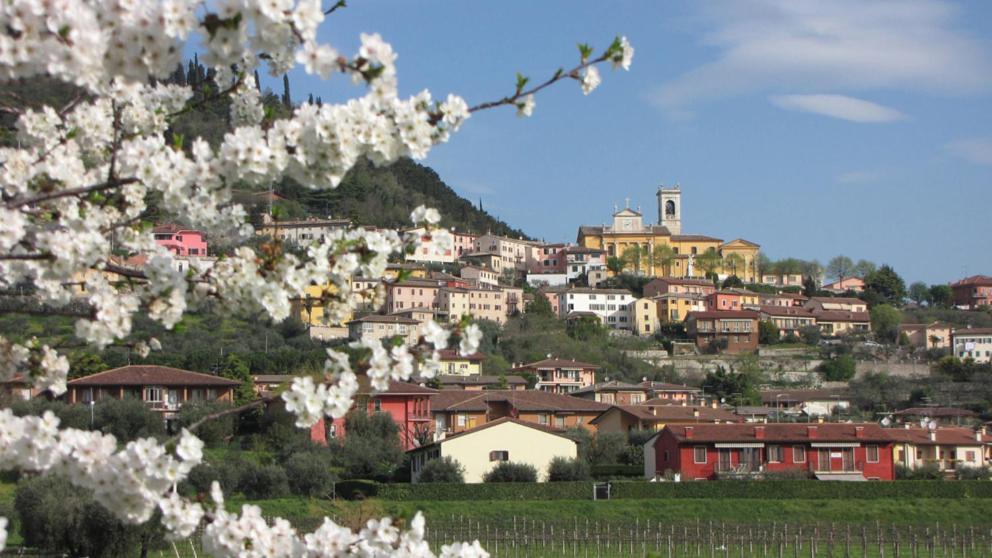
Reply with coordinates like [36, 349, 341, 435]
[653, 293, 707, 323]
[576, 186, 760, 282]
[631, 297, 659, 336]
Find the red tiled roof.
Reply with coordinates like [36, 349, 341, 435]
[570, 380, 644, 394]
[951, 275, 992, 287]
[641, 381, 702, 393]
[882, 427, 987, 446]
[431, 390, 610, 413]
[807, 297, 867, 306]
[665, 423, 891, 443]
[513, 358, 601, 370]
[687, 310, 760, 320]
[811, 310, 870, 322]
[953, 328, 992, 336]
[69, 365, 240, 387]
[594, 405, 741, 424]
[436, 350, 485, 362]
[759, 305, 815, 317]
[411, 417, 573, 450]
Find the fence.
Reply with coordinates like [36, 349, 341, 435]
[422, 518, 992, 558]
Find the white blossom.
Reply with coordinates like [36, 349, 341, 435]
[516, 94, 536, 118]
[612, 36, 634, 71]
[459, 324, 483, 356]
[580, 65, 601, 95]
[411, 205, 441, 225]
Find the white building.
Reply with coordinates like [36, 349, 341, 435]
[256, 215, 351, 244]
[563, 246, 606, 282]
[473, 234, 537, 273]
[404, 227, 457, 264]
[526, 273, 568, 288]
[952, 328, 992, 363]
[560, 288, 636, 330]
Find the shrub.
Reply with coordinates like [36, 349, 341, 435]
[895, 464, 943, 480]
[177, 401, 235, 447]
[758, 321, 780, 345]
[956, 466, 992, 481]
[284, 451, 337, 497]
[547, 457, 591, 481]
[819, 354, 856, 381]
[239, 463, 291, 499]
[93, 398, 164, 441]
[417, 456, 465, 483]
[762, 468, 811, 480]
[483, 462, 538, 483]
[799, 326, 821, 346]
[335, 411, 405, 481]
[335, 480, 380, 500]
[15, 475, 162, 557]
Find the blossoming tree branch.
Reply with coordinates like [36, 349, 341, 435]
[0, 0, 632, 555]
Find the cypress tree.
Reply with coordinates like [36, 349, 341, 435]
[253, 70, 261, 91]
[282, 74, 292, 109]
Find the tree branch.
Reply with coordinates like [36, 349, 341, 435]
[178, 398, 267, 438]
[467, 53, 609, 114]
[6, 177, 139, 209]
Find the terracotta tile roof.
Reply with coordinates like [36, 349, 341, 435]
[347, 314, 420, 325]
[664, 423, 891, 443]
[807, 297, 868, 306]
[953, 328, 992, 336]
[411, 417, 572, 451]
[595, 405, 742, 424]
[760, 389, 849, 404]
[811, 310, 870, 322]
[375, 380, 438, 396]
[570, 380, 645, 395]
[641, 381, 702, 393]
[513, 358, 601, 370]
[883, 427, 987, 446]
[687, 310, 760, 320]
[435, 350, 485, 362]
[951, 275, 992, 287]
[564, 287, 634, 295]
[430, 390, 610, 413]
[252, 374, 291, 384]
[759, 305, 815, 317]
[437, 375, 527, 387]
[69, 365, 240, 387]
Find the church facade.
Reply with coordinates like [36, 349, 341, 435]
[576, 185, 760, 282]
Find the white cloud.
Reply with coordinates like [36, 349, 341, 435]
[945, 138, 992, 166]
[770, 94, 905, 123]
[835, 170, 884, 185]
[653, 0, 992, 115]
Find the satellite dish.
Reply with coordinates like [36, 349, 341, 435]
[919, 418, 928, 428]
[881, 417, 892, 427]
[928, 420, 938, 431]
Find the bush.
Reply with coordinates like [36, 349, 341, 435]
[547, 457, 591, 481]
[799, 326, 821, 346]
[956, 466, 992, 481]
[761, 468, 811, 480]
[895, 463, 943, 480]
[15, 475, 162, 557]
[335, 411, 405, 481]
[177, 401, 235, 447]
[483, 462, 538, 483]
[284, 451, 337, 497]
[378, 481, 591, 501]
[418, 456, 465, 483]
[819, 354, 857, 381]
[335, 479, 380, 500]
[590, 464, 643, 479]
[238, 463, 291, 499]
[93, 398, 164, 441]
[758, 321, 780, 345]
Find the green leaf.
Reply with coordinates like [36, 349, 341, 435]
[172, 133, 184, 150]
[515, 72, 529, 92]
[577, 43, 594, 61]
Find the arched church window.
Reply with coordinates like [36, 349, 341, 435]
[665, 200, 676, 217]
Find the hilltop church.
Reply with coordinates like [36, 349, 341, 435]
[576, 185, 760, 282]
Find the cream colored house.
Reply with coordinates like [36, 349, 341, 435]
[631, 297, 659, 336]
[346, 314, 420, 345]
[409, 418, 578, 483]
[887, 427, 989, 473]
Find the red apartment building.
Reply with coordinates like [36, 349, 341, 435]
[152, 224, 208, 256]
[314, 380, 436, 450]
[646, 423, 896, 481]
[950, 275, 992, 310]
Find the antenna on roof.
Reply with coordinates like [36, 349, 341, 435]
[881, 416, 891, 427]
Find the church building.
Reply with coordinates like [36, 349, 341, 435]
[576, 185, 760, 282]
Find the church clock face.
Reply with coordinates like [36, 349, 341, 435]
[623, 220, 631, 230]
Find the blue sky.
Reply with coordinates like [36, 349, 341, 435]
[266, 0, 992, 285]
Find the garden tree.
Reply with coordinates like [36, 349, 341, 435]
[818, 354, 857, 381]
[863, 265, 907, 307]
[800, 260, 823, 283]
[606, 256, 625, 275]
[695, 247, 723, 278]
[724, 253, 746, 278]
[907, 282, 930, 305]
[93, 398, 166, 442]
[547, 457, 591, 481]
[701, 365, 759, 405]
[848, 372, 909, 412]
[928, 284, 953, 307]
[177, 401, 236, 447]
[417, 456, 465, 483]
[826, 255, 854, 281]
[15, 476, 163, 557]
[526, 292, 554, 317]
[283, 451, 337, 497]
[802, 275, 818, 297]
[0, 0, 634, 551]
[218, 354, 257, 406]
[755, 252, 772, 277]
[934, 356, 987, 382]
[587, 432, 629, 465]
[566, 315, 607, 341]
[870, 304, 902, 343]
[67, 351, 108, 379]
[622, 245, 644, 275]
[721, 275, 744, 289]
[798, 325, 821, 346]
[483, 462, 538, 482]
[335, 411, 405, 480]
[651, 243, 676, 277]
[758, 320, 780, 345]
[853, 259, 877, 279]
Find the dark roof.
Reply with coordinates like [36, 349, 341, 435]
[69, 365, 240, 387]
[436, 350, 485, 362]
[687, 310, 760, 320]
[513, 358, 601, 370]
[253, 375, 291, 384]
[953, 328, 992, 336]
[663, 423, 891, 443]
[594, 405, 742, 424]
[570, 380, 645, 395]
[892, 407, 977, 418]
[438, 375, 527, 387]
[760, 389, 849, 404]
[641, 381, 702, 393]
[759, 305, 815, 317]
[811, 310, 870, 322]
[431, 390, 610, 413]
[411, 417, 573, 451]
[347, 314, 420, 325]
[807, 297, 868, 305]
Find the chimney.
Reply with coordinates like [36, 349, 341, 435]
[855, 426, 864, 439]
[978, 430, 984, 442]
[817, 416, 825, 424]
[929, 431, 937, 442]
[754, 426, 765, 439]
[685, 426, 694, 439]
[711, 400, 718, 409]
[651, 407, 657, 416]
[904, 423, 910, 429]
[807, 426, 818, 439]
[693, 409, 700, 418]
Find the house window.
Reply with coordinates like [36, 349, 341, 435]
[457, 414, 467, 427]
[555, 416, 566, 429]
[489, 450, 509, 462]
[663, 450, 670, 462]
[793, 446, 806, 463]
[538, 414, 549, 425]
[373, 399, 382, 412]
[966, 451, 977, 462]
[693, 446, 707, 464]
[866, 445, 879, 463]
[767, 445, 784, 463]
[144, 386, 162, 403]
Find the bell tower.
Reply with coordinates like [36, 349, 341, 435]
[656, 184, 681, 235]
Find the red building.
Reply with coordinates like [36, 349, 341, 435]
[313, 380, 437, 450]
[646, 423, 895, 481]
[685, 310, 760, 354]
[153, 224, 208, 256]
[950, 275, 992, 310]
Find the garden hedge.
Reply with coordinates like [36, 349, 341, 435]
[367, 480, 992, 501]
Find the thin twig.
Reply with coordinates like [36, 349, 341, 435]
[6, 177, 139, 209]
[179, 398, 266, 438]
[467, 53, 609, 114]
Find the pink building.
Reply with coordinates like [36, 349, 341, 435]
[529, 243, 567, 274]
[511, 357, 598, 394]
[385, 279, 443, 313]
[822, 276, 866, 293]
[314, 380, 437, 450]
[153, 224, 208, 256]
[452, 231, 478, 257]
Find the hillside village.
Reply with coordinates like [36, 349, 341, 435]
[22, 182, 992, 488]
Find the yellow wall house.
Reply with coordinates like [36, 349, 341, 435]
[632, 297, 659, 336]
[409, 418, 578, 483]
[576, 186, 760, 281]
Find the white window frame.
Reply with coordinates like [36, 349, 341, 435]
[693, 446, 707, 464]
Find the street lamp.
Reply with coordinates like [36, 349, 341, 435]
[88, 400, 95, 428]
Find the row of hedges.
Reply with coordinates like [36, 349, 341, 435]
[360, 480, 992, 502]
